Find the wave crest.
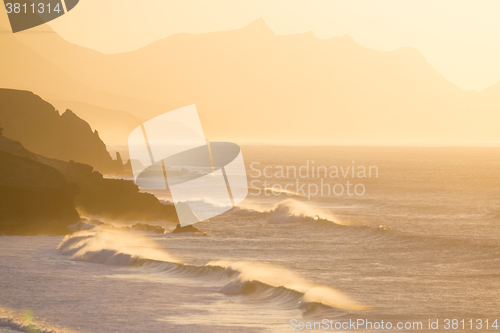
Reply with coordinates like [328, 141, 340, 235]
[58, 229, 370, 314]
[58, 228, 181, 265]
[209, 260, 370, 311]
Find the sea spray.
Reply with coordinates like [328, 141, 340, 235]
[238, 198, 350, 225]
[58, 228, 182, 265]
[58, 229, 370, 313]
[207, 260, 370, 311]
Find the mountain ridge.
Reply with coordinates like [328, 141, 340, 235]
[2, 17, 500, 144]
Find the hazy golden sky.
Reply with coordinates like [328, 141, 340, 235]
[44, 0, 500, 91]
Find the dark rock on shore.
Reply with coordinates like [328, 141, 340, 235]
[68, 220, 166, 234]
[132, 223, 165, 234]
[172, 224, 204, 234]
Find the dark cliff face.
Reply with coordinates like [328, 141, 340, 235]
[0, 150, 80, 235]
[73, 176, 178, 222]
[0, 136, 178, 235]
[0, 89, 121, 174]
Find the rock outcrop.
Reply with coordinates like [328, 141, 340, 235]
[0, 149, 80, 235]
[172, 224, 204, 234]
[131, 223, 165, 234]
[0, 89, 123, 174]
[0, 136, 178, 235]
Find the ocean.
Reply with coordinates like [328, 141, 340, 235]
[1, 146, 500, 332]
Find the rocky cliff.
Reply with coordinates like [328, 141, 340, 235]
[0, 89, 122, 174]
[0, 148, 80, 235]
[0, 136, 178, 235]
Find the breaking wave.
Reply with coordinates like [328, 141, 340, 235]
[210, 260, 370, 312]
[58, 229, 370, 314]
[232, 200, 500, 250]
[235, 199, 347, 224]
[58, 228, 182, 265]
[234, 199, 392, 233]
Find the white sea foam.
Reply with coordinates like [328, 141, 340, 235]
[238, 198, 350, 225]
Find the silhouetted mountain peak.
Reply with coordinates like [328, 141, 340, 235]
[341, 34, 354, 42]
[242, 18, 274, 34]
[61, 108, 77, 117]
[61, 108, 88, 121]
[61, 108, 93, 132]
